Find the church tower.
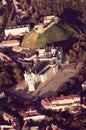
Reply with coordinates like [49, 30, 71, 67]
[24, 70, 35, 92]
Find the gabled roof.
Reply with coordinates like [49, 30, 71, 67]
[12, 46, 22, 52]
[0, 40, 19, 45]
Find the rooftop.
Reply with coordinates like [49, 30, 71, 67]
[32, 61, 49, 74]
[49, 94, 80, 102]
[40, 67, 50, 75]
[0, 40, 19, 45]
[6, 25, 30, 29]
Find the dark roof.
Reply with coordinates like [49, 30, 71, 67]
[40, 67, 50, 75]
[32, 61, 49, 74]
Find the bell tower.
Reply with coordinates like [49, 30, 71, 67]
[24, 70, 35, 92]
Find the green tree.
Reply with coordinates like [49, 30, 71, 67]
[0, 71, 12, 87]
[82, 51, 86, 62]
[69, 78, 76, 86]
[0, 16, 4, 25]
[80, 41, 86, 47]
[65, 54, 71, 63]
[76, 74, 84, 82]
[71, 120, 83, 129]
[69, 50, 78, 63]
[73, 42, 80, 52]
[78, 50, 83, 62]
[13, 67, 23, 83]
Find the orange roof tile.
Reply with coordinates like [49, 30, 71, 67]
[12, 46, 22, 51]
[1, 40, 19, 45]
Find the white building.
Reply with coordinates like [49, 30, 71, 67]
[0, 125, 13, 130]
[41, 95, 81, 111]
[23, 46, 63, 91]
[20, 108, 45, 122]
[38, 48, 46, 57]
[0, 40, 20, 48]
[43, 15, 59, 24]
[24, 71, 36, 92]
[37, 46, 62, 65]
[5, 25, 30, 37]
[34, 15, 59, 33]
[24, 61, 58, 91]
[40, 65, 58, 83]
[22, 45, 62, 65]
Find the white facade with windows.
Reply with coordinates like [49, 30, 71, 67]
[43, 15, 59, 24]
[24, 64, 58, 91]
[5, 25, 30, 37]
[24, 46, 62, 92]
[41, 95, 81, 111]
[40, 65, 58, 83]
[24, 71, 36, 92]
[0, 40, 20, 48]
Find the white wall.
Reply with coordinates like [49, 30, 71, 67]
[5, 27, 30, 37]
[24, 72, 35, 92]
[40, 67, 56, 83]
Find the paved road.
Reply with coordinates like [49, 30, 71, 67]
[7, 66, 78, 99]
[31, 69, 78, 98]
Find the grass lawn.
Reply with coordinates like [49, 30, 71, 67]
[21, 22, 79, 49]
[36, 34, 47, 48]
[21, 31, 39, 48]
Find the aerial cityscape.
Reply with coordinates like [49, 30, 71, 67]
[0, 0, 86, 130]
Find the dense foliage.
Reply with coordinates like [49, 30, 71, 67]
[65, 40, 86, 63]
[0, 62, 24, 88]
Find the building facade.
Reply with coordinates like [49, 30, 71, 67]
[5, 25, 30, 37]
[24, 71, 36, 92]
[24, 46, 63, 92]
[41, 94, 81, 111]
[0, 40, 20, 48]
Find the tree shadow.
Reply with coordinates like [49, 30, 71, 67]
[40, 90, 57, 98]
[60, 8, 86, 34]
[60, 8, 82, 21]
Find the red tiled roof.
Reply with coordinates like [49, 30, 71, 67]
[54, 95, 80, 101]
[12, 46, 22, 51]
[26, 110, 39, 116]
[41, 98, 51, 107]
[0, 40, 19, 45]
[42, 95, 80, 106]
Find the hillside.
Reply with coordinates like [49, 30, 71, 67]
[21, 31, 39, 48]
[21, 22, 79, 49]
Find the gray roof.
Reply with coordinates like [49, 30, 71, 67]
[32, 61, 49, 74]
[40, 67, 50, 75]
